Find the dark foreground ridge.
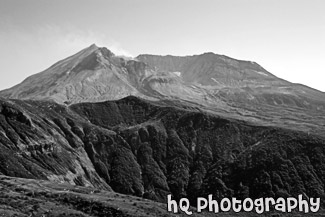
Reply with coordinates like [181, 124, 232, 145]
[0, 175, 191, 217]
[1, 175, 324, 217]
[0, 96, 325, 216]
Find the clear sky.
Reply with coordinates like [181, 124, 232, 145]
[0, 0, 324, 91]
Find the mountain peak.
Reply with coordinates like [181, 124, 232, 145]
[81, 44, 115, 60]
[90, 43, 98, 47]
[88, 43, 99, 49]
[80, 43, 100, 55]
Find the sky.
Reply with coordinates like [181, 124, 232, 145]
[0, 0, 324, 91]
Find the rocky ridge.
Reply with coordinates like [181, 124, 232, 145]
[0, 97, 324, 210]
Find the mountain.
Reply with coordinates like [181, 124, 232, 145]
[1, 44, 325, 135]
[0, 44, 151, 104]
[1, 44, 325, 216]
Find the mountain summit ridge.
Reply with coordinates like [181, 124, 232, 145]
[0, 44, 279, 103]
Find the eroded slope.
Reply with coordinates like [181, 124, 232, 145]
[0, 96, 325, 214]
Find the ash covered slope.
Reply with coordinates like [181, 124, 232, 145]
[136, 53, 325, 135]
[1, 44, 325, 135]
[1, 96, 325, 209]
[137, 52, 325, 109]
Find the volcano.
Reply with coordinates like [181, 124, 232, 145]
[1, 44, 325, 134]
[0, 44, 325, 216]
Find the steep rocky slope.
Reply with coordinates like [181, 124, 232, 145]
[0, 97, 111, 190]
[71, 97, 325, 205]
[1, 96, 325, 212]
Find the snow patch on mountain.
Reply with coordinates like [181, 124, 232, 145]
[173, 71, 181, 77]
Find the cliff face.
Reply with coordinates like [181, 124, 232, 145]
[1, 96, 324, 207]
